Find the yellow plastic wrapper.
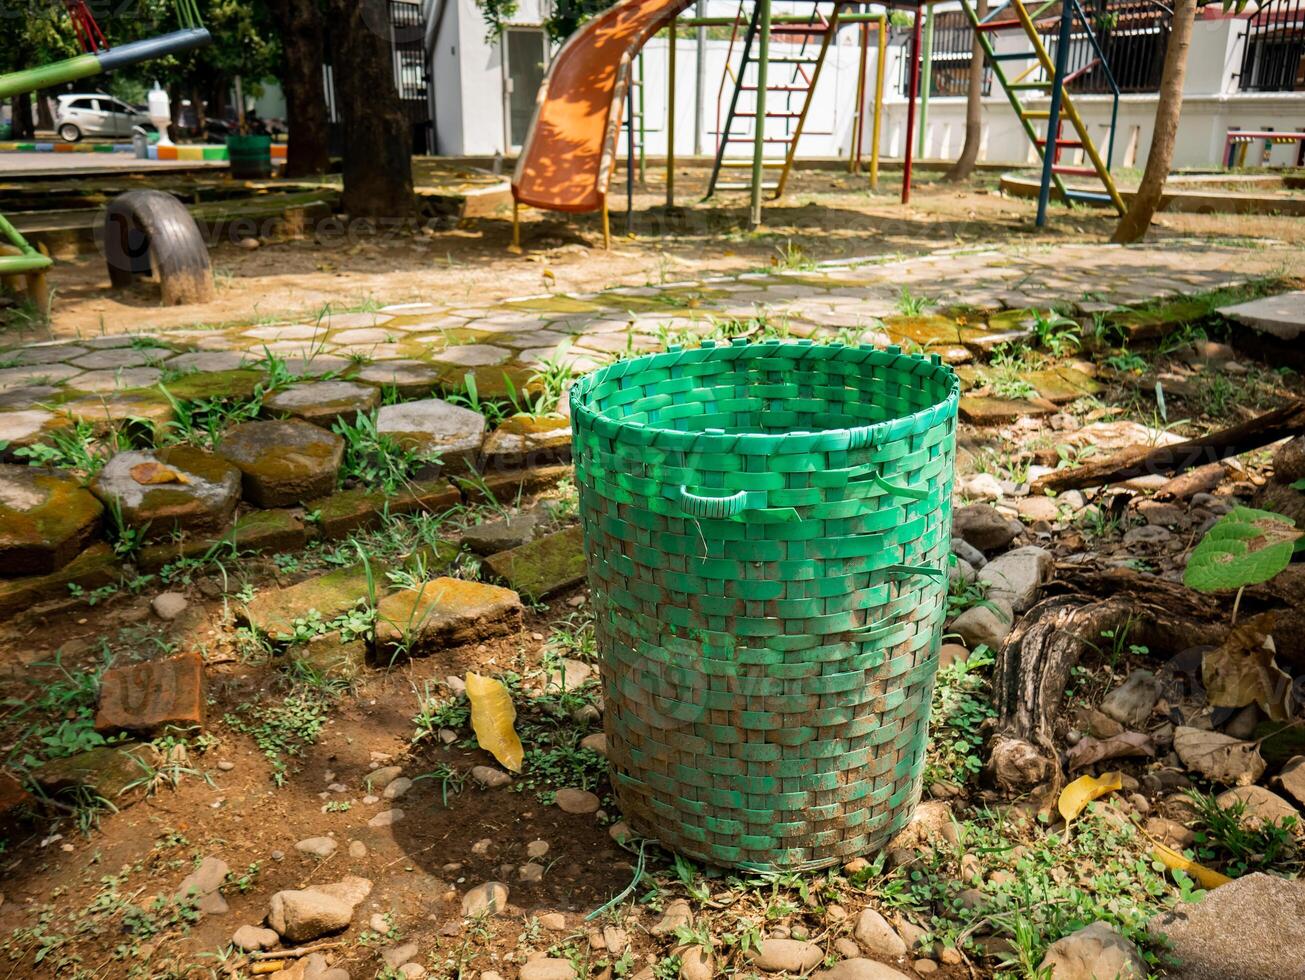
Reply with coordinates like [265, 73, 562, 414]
[466, 672, 524, 772]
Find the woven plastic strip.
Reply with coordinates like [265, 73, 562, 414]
[570, 339, 959, 872]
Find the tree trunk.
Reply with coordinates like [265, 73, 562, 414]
[34, 89, 54, 132]
[1111, 0, 1196, 243]
[328, 0, 414, 221]
[11, 95, 34, 139]
[269, 0, 332, 177]
[944, 0, 987, 182]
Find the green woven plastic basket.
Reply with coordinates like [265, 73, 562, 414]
[570, 339, 959, 872]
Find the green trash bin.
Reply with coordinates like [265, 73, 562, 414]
[570, 338, 959, 872]
[227, 134, 272, 179]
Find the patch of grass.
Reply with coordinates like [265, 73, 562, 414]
[895, 286, 936, 316]
[1188, 790, 1301, 877]
[2, 649, 122, 775]
[221, 677, 345, 785]
[333, 410, 443, 495]
[771, 239, 817, 272]
[923, 645, 996, 786]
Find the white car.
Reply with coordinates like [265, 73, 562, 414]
[55, 94, 149, 142]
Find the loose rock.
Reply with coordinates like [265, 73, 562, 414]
[1038, 922, 1145, 980]
[519, 960, 576, 980]
[554, 788, 600, 814]
[176, 856, 229, 915]
[461, 881, 509, 917]
[471, 766, 512, 788]
[853, 907, 906, 958]
[232, 924, 280, 951]
[954, 503, 1020, 552]
[295, 837, 338, 858]
[813, 960, 912, 980]
[750, 938, 823, 973]
[1100, 671, 1161, 729]
[978, 545, 1053, 612]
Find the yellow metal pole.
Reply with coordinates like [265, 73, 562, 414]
[511, 201, 520, 250]
[870, 14, 886, 191]
[602, 200, 611, 249]
[668, 16, 677, 205]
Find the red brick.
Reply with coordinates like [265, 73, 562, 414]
[95, 652, 206, 736]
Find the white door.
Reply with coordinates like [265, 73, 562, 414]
[503, 28, 548, 150]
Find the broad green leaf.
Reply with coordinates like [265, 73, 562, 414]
[1184, 507, 1301, 593]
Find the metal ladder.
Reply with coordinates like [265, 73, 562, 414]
[960, 0, 1125, 218]
[706, 1, 844, 198]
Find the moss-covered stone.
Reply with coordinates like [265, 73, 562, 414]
[33, 744, 151, 801]
[482, 525, 586, 600]
[882, 313, 963, 348]
[287, 631, 367, 681]
[374, 577, 522, 662]
[463, 463, 572, 504]
[160, 369, 264, 403]
[90, 446, 241, 534]
[0, 409, 71, 454]
[375, 399, 486, 472]
[1106, 298, 1214, 343]
[480, 414, 572, 470]
[308, 478, 461, 539]
[55, 391, 176, 435]
[138, 509, 307, 572]
[240, 563, 377, 641]
[956, 364, 1101, 406]
[217, 418, 344, 507]
[0, 542, 117, 618]
[0, 464, 104, 576]
[958, 395, 1056, 426]
[261, 380, 379, 428]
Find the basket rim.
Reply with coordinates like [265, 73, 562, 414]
[568, 338, 960, 453]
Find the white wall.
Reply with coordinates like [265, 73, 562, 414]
[431, 3, 1305, 168]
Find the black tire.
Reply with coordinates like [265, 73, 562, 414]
[100, 189, 214, 306]
[58, 123, 82, 143]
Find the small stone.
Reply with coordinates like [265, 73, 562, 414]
[1214, 786, 1299, 828]
[912, 960, 938, 975]
[382, 942, 420, 968]
[383, 777, 413, 800]
[461, 881, 509, 917]
[232, 923, 279, 951]
[679, 944, 715, 980]
[217, 760, 236, 772]
[151, 592, 189, 620]
[539, 911, 567, 930]
[368, 809, 404, 828]
[938, 643, 969, 670]
[652, 898, 693, 936]
[367, 766, 403, 790]
[460, 512, 540, 556]
[603, 925, 629, 953]
[267, 880, 368, 942]
[1123, 524, 1173, 548]
[519, 959, 576, 980]
[978, 546, 1053, 612]
[349, 840, 367, 858]
[554, 788, 600, 814]
[526, 839, 549, 858]
[579, 733, 607, 756]
[853, 907, 906, 958]
[295, 837, 338, 858]
[608, 820, 630, 843]
[1277, 755, 1305, 807]
[399, 965, 427, 979]
[953, 503, 1020, 552]
[950, 598, 1014, 650]
[963, 472, 1004, 500]
[951, 537, 986, 568]
[1145, 817, 1195, 848]
[813, 959, 912, 980]
[1039, 922, 1145, 979]
[750, 938, 823, 973]
[471, 766, 512, 788]
[216, 419, 344, 507]
[94, 652, 205, 737]
[519, 862, 545, 882]
[1016, 496, 1059, 523]
[1100, 671, 1160, 729]
[176, 856, 230, 915]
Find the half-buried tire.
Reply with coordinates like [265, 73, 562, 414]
[101, 189, 215, 306]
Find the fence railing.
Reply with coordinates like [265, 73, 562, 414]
[1237, 0, 1305, 91]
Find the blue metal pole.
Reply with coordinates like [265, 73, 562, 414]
[1037, 4, 1074, 227]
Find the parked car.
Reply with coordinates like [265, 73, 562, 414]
[55, 94, 150, 142]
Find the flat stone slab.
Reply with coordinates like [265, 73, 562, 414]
[0, 464, 103, 576]
[262, 380, 380, 428]
[376, 398, 486, 470]
[95, 652, 205, 736]
[460, 511, 541, 556]
[217, 419, 344, 507]
[374, 577, 522, 661]
[55, 392, 176, 433]
[241, 563, 376, 642]
[34, 744, 152, 801]
[483, 525, 586, 600]
[430, 344, 512, 367]
[90, 447, 241, 534]
[354, 360, 442, 398]
[0, 409, 67, 450]
[72, 347, 166, 370]
[1218, 291, 1305, 340]
[481, 414, 572, 470]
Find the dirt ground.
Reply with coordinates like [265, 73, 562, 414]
[31, 165, 1305, 341]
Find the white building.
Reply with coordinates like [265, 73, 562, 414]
[419, 0, 1304, 169]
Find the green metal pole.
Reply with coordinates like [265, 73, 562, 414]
[749, 0, 772, 230]
[0, 53, 101, 101]
[918, 4, 934, 158]
[0, 212, 53, 274]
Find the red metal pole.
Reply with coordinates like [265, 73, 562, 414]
[902, 6, 923, 205]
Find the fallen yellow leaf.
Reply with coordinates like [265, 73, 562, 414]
[1151, 839, 1233, 890]
[466, 672, 524, 772]
[1058, 771, 1123, 823]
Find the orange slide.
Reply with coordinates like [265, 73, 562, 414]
[512, 0, 698, 235]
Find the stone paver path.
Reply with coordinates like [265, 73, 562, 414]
[0, 242, 1277, 416]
